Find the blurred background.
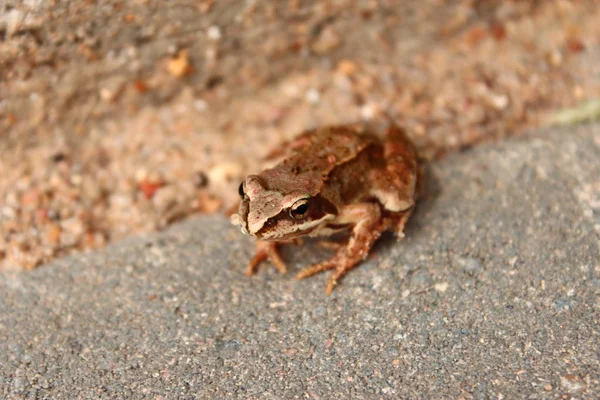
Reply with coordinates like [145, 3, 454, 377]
[1, 0, 599, 270]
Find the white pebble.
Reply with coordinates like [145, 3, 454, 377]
[434, 282, 449, 293]
[194, 99, 208, 112]
[305, 88, 320, 104]
[360, 104, 375, 120]
[207, 25, 222, 40]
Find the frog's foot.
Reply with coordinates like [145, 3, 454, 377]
[393, 208, 414, 239]
[316, 240, 344, 250]
[296, 255, 366, 295]
[290, 238, 304, 246]
[246, 241, 287, 275]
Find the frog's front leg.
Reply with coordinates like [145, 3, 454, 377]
[246, 241, 287, 275]
[296, 202, 389, 294]
[246, 237, 306, 276]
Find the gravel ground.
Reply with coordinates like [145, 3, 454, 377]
[2, 0, 600, 270]
[1, 123, 599, 399]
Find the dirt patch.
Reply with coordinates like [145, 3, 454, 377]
[1, 0, 599, 269]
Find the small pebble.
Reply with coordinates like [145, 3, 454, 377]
[410, 268, 433, 290]
[207, 25, 222, 40]
[305, 88, 320, 104]
[434, 282, 449, 293]
[458, 256, 483, 276]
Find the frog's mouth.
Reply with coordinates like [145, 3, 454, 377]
[255, 214, 335, 241]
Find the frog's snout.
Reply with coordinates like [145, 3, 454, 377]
[231, 199, 251, 235]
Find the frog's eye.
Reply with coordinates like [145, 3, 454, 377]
[238, 182, 245, 199]
[290, 198, 310, 219]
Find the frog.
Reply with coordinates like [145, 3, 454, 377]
[230, 123, 420, 294]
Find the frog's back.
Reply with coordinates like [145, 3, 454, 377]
[276, 125, 378, 176]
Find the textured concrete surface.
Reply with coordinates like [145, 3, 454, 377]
[1, 124, 599, 399]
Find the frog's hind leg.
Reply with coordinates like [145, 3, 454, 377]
[296, 203, 391, 294]
[369, 125, 419, 236]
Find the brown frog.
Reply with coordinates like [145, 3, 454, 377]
[230, 123, 420, 294]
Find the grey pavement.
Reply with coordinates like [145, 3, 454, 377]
[1, 124, 599, 399]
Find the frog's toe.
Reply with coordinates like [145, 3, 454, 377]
[295, 259, 336, 280]
[394, 207, 414, 239]
[325, 276, 338, 295]
[325, 263, 357, 295]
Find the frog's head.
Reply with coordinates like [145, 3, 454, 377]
[230, 174, 336, 241]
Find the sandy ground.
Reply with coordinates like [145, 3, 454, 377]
[1, 0, 600, 270]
